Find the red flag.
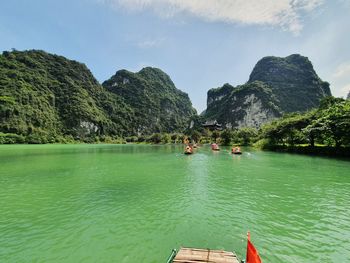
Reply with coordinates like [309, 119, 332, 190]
[246, 232, 262, 263]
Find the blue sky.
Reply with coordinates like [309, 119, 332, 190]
[1, 0, 349, 112]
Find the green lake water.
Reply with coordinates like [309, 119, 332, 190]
[0, 144, 349, 262]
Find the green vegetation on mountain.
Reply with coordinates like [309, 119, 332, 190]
[248, 54, 331, 112]
[0, 49, 135, 143]
[203, 54, 331, 128]
[0, 49, 195, 143]
[103, 67, 196, 134]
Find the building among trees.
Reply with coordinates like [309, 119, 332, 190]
[201, 120, 222, 131]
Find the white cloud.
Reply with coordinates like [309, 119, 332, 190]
[341, 83, 350, 94]
[133, 61, 158, 71]
[329, 62, 350, 98]
[333, 62, 350, 78]
[136, 37, 165, 48]
[101, 0, 323, 34]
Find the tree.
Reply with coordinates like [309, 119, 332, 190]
[191, 130, 202, 143]
[211, 130, 220, 143]
[171, 133, 178, 143]
[260, 113, 311, 146]
[150, 133, 162, 144]
[259, 97, 350, 148]
[236, 127, 258, 145]
[312, 99, 350, 147]
[260, 122, 283, 145]
[220, 129, 232, 145]
[161, 133, 171, 144]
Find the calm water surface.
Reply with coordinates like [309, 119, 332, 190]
[0, 144, 349, 262]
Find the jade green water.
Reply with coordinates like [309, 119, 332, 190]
[0, 145, 349, 262]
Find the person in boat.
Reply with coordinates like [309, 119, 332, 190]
[232, 146, 241, 153]
[211, 143, 219, 150]
[185, 145, 193, 154]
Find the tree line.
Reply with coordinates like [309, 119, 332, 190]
[1, 97, 349, 156]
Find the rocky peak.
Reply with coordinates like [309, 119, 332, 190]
[207, 83, 235, 107]
[138, 67, 175, 87]
[247, 54, 331, 113]
[249, 54, 316, 85]
[103, 67, 196, 134]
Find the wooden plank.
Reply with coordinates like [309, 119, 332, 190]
[172, 247, 240, 263]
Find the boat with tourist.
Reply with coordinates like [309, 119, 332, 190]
[211, 143, 220, 151]
[232, 146, 242, 155]
[184, 145, 193, 155]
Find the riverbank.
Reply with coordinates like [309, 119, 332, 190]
[0, 132, 185, 145]
[2, 132, 350, 159]
[261, 145, 350, 158]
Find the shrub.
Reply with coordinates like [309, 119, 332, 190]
[126, 136, 138, 143]
[149, 133, 162, 144]
[161, 133, 171, 144]
[254, 138, 273, 149]
[26, 134, 45, 144]
[137, 135, 146, 143]
[0, 133, 25, 144]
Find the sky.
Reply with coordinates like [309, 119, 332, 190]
[1, 0, 349, 112]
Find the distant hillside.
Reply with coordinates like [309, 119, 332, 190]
[103, 67, 196, 134]
[0, 50, 136, 140]
[203, 54, 331, 128]
[0, 50, 196, 142]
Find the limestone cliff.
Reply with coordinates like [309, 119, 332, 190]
[205, 81, 281, 128]
[203, 54, 331, 128]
